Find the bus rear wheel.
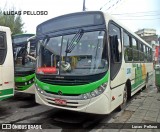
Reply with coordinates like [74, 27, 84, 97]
[144, 73, 149, 89]
[117, 86, 127, 111]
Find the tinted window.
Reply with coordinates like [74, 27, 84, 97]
[139, 43, 144, 61]
[132, 38, 139, 61]
[0, 32, 7, 65]
[109, 24, 122, 62]
[123, 32, 132, 61]
[132, 38, 137, 49]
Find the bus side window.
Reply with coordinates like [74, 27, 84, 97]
[109, 23, 122, 63]
[109, 22, 122, 80]
[123, 32, 132, 61]
[132, 38, 139, 61]
[0, 32, 7, 65]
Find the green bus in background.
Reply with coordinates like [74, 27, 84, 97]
[12, 34, 36, 94]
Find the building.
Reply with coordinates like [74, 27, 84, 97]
[135, 28, 159, 64]
[135, 29, 156, 36]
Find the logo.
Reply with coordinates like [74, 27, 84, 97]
[58, 91, 63, 95]
[55, 76, 64, 79]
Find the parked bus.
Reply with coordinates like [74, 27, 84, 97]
[0, 26, 14, 100]
[12, 34, 36, 94]
[35, 11, 153, 114]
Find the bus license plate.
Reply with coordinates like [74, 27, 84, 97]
[55, 99, 67, 105]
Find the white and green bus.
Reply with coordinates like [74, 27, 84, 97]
[0, 26, 14, 100]
[35, 11, 153, 114]
[12, 34, 36, 94]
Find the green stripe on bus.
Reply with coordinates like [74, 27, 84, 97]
[15, 74, 35, 82]
[132, 79, 144, 90]
[36, 72, 109, 94]
[0, 88, 14, 96]
[0, 95, 13, 101]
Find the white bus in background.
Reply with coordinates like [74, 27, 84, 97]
[0, 26, 14, 100]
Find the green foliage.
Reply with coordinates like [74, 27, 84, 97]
[0, 9, 24, 35]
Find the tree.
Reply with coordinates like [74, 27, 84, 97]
[0, 9, 24, 35]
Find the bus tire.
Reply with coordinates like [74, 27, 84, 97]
[126, 80, 131, 100]
[117, 85, 128, 111]
[145, 73, 149, 89]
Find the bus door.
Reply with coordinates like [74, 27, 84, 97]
[108, 22, 123, 110]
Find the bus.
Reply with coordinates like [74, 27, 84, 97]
[0, 26, 14, 100]
[12, 34, 36, 94]
[35, 11, 153, 114]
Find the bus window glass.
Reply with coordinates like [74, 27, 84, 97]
[123, 32, 132, 61]
[132, 38, 139, 61]
[38, 31, 108, 75]
[132, 38, 137, 49]
[109, 24, 122, 62]
[139, 43, 144, 61]
[0, 33, 6, 65]
[0, 35, 5, 48]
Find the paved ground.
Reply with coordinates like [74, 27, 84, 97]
[92, 84, 160, 132]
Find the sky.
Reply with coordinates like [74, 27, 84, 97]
[0, 0, 160, 35]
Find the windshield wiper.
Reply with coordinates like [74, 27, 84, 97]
[65, 29, 84, 63]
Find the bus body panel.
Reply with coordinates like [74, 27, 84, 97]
[0, 26, 14, 100]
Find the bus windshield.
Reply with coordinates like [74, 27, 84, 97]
[37, 30, 108, 76]
[13, 36, 36, 71]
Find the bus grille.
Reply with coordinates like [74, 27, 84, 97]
[36, 72, 105, 86]
[39, 78, 90, 85]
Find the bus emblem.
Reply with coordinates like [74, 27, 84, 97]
[58, 91, 63, 95]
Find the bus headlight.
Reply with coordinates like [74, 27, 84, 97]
[35, 84, 45, 95]
[91, 91, 96, 97]
[82, 82, 107, 99]
[83, 94, 88, 99]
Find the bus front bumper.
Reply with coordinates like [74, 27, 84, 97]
[35, 86, 110, 114]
